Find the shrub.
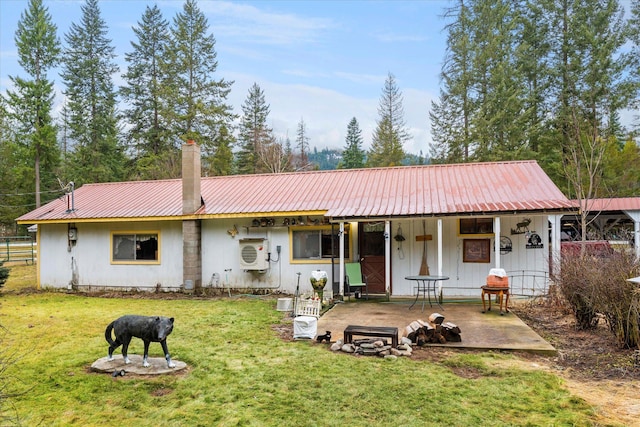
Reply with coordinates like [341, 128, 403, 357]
[0, 261, 9, 287]
[555, 249, 602, 329]
[555, 249, 640, 347]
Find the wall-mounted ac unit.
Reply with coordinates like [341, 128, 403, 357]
[239, 238, 269, 270]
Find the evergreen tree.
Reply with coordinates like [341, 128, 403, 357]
[163, 0, 234, 155]
[6, 0, 61, 207]
[430, 0, 475, 163]
[551, 0, 632, 195]
[60, 0, 125, 184]
[295, 118, 311, 170]
[0, 98, 22, 227]
[368, 72, 409, 167]
[341, 117, 365, 168]
[468, 0, 529, 162]
[208, 124, 234, 176]
[628, 0, 640, 134]
[236, 83, 273, 174]
[430, 0, 638, 191]
[515, 0, 554, 155]
[309, 147, 342, 170]
[120, 5, 177, 179]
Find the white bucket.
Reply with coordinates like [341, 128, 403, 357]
[276, 298, 293, 311]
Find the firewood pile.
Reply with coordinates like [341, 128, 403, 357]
[405, 312, 461, 345]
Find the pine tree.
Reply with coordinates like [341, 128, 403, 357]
[515, 0, 554, 155]
[631, 0, 640, 136]
[341, 117, 365, 168]
[60, 0, 125, 184]
[120, 5, 177, 179]
[6, 0, 61, 208]
[430, 0, 475, 163]
[236, 83, 273, 174]
[163, 0, 234, 154]
[466, 0, 529, 161]
[368, 72, 409, 167]
[0, 98, 24, 226]
[295, 118, 311, 170]
[208, 124, 234, 176]
[550, 0, 633, 238]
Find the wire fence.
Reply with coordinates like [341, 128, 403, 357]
[1, 236, 36, 264]
[506, 270, 550, 297]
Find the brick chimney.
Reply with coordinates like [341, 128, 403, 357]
[182, 139, 202, 293]
[182, 139, 201, 214]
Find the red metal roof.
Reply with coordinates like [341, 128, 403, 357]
[17, 160, 574, 223]
[576, 197, 640, 212]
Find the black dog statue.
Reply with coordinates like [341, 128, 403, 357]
[316, 330, 331, 343]
[105, 315, 176, 368]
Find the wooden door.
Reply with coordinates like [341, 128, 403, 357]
[359, 222, 387, 294]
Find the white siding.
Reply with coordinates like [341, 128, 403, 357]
[201, 219, 337, 295]
[390, 216, 550, 297]
[38, 214, 551, 296]
[39, 221, 183, 290]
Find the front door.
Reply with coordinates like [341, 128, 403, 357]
[359, 222, 387, 294]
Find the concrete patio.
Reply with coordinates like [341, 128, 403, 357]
[315, 298, 556, 355]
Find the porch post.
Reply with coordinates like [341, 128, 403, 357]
[494, 217, 501, 269]
[339, 221, 345, 297]
[549, 214, 562, 272]
[437, 218, 443, 276]
[385, 220, 391, 297]
[624, 211, 640, 259]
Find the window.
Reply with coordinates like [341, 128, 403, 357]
[112, 232, 159, 263]
[291, 225, 350, 262]
[459, 218, 493, 235]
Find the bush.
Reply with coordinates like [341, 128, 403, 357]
[555, 249, 602, 329]
[0, 261, 9, 287]
[555, 249, 640, 347]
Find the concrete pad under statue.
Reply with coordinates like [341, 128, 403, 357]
[91, 354, 187, 375]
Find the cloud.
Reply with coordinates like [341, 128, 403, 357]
[373, 32, 429, 43]
[333, 72, 386, 85]
[199, 1, 333, 46]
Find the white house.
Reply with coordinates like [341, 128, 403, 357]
[17, 141, 578, 298]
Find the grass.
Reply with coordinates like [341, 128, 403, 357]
[0, 265, 597, 426]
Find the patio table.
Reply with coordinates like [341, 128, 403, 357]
[406, 275, 449, 311]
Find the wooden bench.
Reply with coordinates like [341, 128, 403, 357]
[343, 325, 398, 348]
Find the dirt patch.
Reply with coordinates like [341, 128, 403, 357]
[150, 388, 174, 397]
[509, 301, 640, 427]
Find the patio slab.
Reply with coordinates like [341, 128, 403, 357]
[316, 299, 556, 355]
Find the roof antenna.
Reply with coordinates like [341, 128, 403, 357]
[65, 181, 75, 213]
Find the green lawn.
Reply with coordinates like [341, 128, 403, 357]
[0, 265, 596, 426]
